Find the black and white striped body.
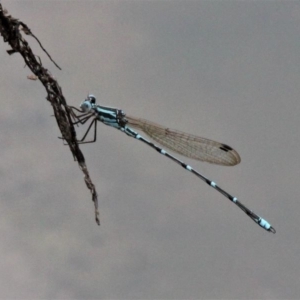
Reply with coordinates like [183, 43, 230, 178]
[72, 95, 275, 233]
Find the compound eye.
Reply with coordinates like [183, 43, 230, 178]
[88, 94, 96, 104]
[80, 101, 92, 112]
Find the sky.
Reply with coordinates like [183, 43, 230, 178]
[0, 1, 300, 299]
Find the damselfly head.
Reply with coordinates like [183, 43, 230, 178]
[80, 100, 93, 112]
[80, 94, 96, 112]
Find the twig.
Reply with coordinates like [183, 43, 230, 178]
[0, 4, 100, 225]
[20, 22, 62, 70]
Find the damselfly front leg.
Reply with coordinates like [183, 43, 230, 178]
[67, 106, 93, 125]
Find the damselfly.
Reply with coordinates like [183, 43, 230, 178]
[67, 95, 275, 233]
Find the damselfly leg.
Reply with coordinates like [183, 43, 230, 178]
[68, 106, 93, 125]
[62, 106, 98, 144]
[76, 118, 97, 144]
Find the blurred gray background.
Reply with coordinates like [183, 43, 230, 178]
[0, 1, 299, 299]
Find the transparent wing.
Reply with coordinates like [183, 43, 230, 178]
[126, 115, 241, 166]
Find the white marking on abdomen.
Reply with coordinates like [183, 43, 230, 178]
[186, 165, 192, 171]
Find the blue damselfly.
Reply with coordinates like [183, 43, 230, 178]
[67, 95, 275, 233]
